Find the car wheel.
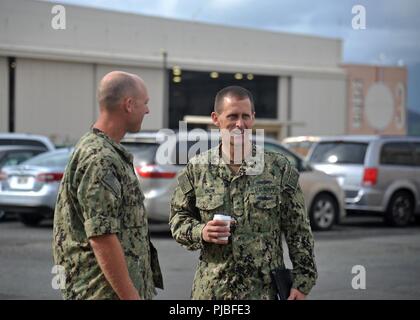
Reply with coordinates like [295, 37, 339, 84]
[309, 193, 337, 231]
[385, 191, 414, 227]
[0, 210, 5, 221]
[19, 213, 43, 227]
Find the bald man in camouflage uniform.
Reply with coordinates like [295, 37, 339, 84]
[53, 71, 162, 300]
[170, 86, 317, 300]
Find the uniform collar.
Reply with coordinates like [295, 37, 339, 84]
[91, 127, 133, 164]
[208, 142, 264, 181]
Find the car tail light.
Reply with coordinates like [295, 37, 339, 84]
[36, 172, 64, 183]
[0, 171, 7, 181]
[362, 167, 378, 186]
[135, 165, 176, 179]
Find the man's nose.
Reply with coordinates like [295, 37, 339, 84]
[235, 118, 244, 128]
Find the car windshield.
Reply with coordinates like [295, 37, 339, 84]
[309, 141, 368, 164]
[21, 150, 71, 167]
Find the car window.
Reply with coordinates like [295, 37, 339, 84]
[380, 142, 415, 166]
[0, 139, 48, 149]
[122, 142, 160, 165]
[309, 141, 368, 164]
[0, 151, 43, 168]
[22, 151, 70, 167]
[264, 142, 299, 169]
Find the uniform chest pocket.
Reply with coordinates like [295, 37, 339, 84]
[251, 194, 278, 210]
[249, 193, 280, 233]
[195, 193, 225, 222]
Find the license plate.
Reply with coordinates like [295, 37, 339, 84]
[9, 175, 34, 190]
[17, 177, 29, 184]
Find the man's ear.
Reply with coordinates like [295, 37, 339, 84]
[211, 112, 220, 127]
[123, 98, 133, 113]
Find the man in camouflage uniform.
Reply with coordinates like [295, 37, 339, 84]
[170, 86, 317, 300]
[53, 71, 162, 300]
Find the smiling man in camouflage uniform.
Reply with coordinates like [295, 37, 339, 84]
[170, 86, 317, 300]
[53, 71, 162, 300]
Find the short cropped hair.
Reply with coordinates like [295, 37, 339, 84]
[214, 86, 255, 114]
[97, 73, 139, 111]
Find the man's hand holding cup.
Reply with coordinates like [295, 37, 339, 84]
[202, 214, 232, 245]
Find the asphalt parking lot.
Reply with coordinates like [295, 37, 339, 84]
[0, 215, 419, 300]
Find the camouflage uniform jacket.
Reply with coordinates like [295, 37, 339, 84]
[170, 145, 317, 299]
[53, 128, 163, 300]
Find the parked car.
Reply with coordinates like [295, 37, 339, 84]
[306, 135, 420, 227]
[0, 146, 47, 221]
[0, 133, 55, 151]
[282, 136, 321, 158]
[122, 131, 345, 231]
[0, 148, 72, 226]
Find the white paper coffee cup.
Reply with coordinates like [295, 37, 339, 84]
[213, 214, 231, 241]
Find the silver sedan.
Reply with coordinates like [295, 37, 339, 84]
[0, 148, 72, 226]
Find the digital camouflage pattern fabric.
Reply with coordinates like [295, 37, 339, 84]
[53, 128, 162, 300]
[170, 145, 317, 299]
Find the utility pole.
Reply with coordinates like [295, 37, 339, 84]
[162, 50, 169, 128]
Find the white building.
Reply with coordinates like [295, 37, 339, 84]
[0, 0, 346, 144]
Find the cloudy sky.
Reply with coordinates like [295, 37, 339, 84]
[49, 0, 420, 111]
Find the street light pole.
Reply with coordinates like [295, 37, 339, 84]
[162, 50, 169, 128]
